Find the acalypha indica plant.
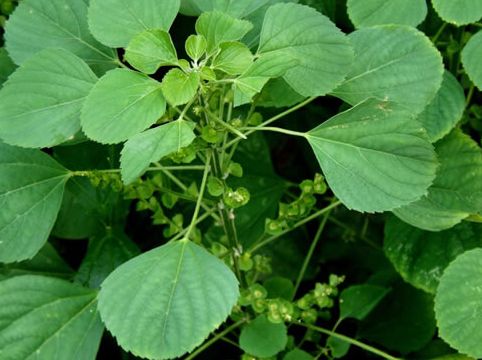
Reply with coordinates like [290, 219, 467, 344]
[0, 0, 481, 359]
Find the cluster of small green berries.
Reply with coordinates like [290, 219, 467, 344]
[266, 174, 327, 235]
[88, 171, 123, 192]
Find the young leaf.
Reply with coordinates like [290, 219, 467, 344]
[256, 3, 353, 97]
[161, 69, 200, 106]
[195, 11, 253, 53]
[347, 0, 427, 28]
[239, 315, 288, 358]
[0, 49, 98, 148]
[394, 130, 482, 231]
[120, 120, 196, 184]
[435, 248, 482, 358]
[212, 41, 254, 75]
[76, 228, 140, 288]
[432, 0, 482, 26]
[0, 275, 104, 359]
[0, 143, 70, 263]
[384, 216, 482, 294]
[185, 34, 207, 61]
[181, 0, 270, 18]
[306, 98, 437, 213]
[339, 284, 390, 321]
[98, 240, 239, 359]
[284, 348, 314, 360]
[332, 25, 443, 116]
[417, 71, 465, 142]
[125, 30, 178, 75]
[88, 0, 180, 48]
[461, 30, 482, 91]
[81, 69, 166, 144]
[5, 0, 116, 75]
[0, 48, 16, 86]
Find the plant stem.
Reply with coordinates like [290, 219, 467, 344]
[185, 152, 211, 241]
[71, 165, 205, 177]
[432, 22, 448, 43]
[293, 210, 331, 299]
[170, 208, 216, 243]
[208, 110, 247, 139]
[293, 322, 401, 360]
[184, 319, 246, 360]
[249, 201, 342, 253]
[241, 126, 307, 138]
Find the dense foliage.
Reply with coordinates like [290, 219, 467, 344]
[0, 0, 481, 359]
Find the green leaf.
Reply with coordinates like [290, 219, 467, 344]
[0, 143, 70, 264]
[81, 69, 166, 144]
[417, 71, 465, 142]
[212, 41, 253, 75]
[185, 34, 207, 61]
[88, 0, 180, 48]
[284, 348, 314, 360]
[462, 30, 482, 91]
[384, 216, 482, 293]
[306, 98, 437, 213]
[98, 240, 239, 359]
[257, 78, 305, 108]
[76, 227, 140, 288]
[5, 0, 116, 75]
[0, 243, 73, 281]
[394, 130, 482, 231]
[181, 0, 270, 17]
[333, 25, 443, 116]
[0, 49, 97, 148]
[0, 48, 16, 86]
[195, 11, 253, 54]
[340, 284, 390, 321]
[125, 30, 178, 75]
[264, 277, 294, 300]
[359, 282, 436, 353]
[0, 275, 103, 359]
[257, 3, 353, 97]
[120, 120, 196, 184]
[239, 315, 288, 357]
[432, 0, 482, 26]
[161, 69, 200, 106]
[435, 248, 482, 358]
[347, 0, 427, 28]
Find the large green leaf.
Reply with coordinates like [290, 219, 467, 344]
[0, 49, 97, 148]
[0, 243, 73, 281]
[339, 284, 390, 321]
[81, 69, 166, 144]
[181, 0, 270, 17]
[432, 0, 482, 26]
[462, 30, 482, 91]
[0, 143, 70, 263]
[435, 248, 482, 358]
[125, 30, 178, 75]
[417, 71, 465, 142]
[195, 11, 253, 54]
[394, 130, 482, 231]
[0, 49, 16, 86]
[333, 25, 443, 116]
[256, 3, 353, 97]
[384, 216, 482, 293]
[98, 240, 239, 359]
[359, 282, 436, 353]
[161, 69, 200, 107]
[212, 41, 254, 75]
[306, 98, 437, 213]
[0, 276, 103, 359]
[120, 120, 196, 184]
[88, 0, 180, 48]
[76, 228, 140, 288]
[347, 0, 427, 28]
[239, 315, 288, 357]
[5, 0, 116, 75]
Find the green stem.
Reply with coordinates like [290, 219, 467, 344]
[185, 152, 211, 241]
[184, 319, 246, 360]
[466, 84, 475, 107]
[249, 201, 342, 253]
[293, 323, 401, 360]
[70, 165, 205, 178]
[208, 110, 247, 139]
[170, 208, 217, 243]
[293, 210, 331, 299]
[240, 126, 306, 138]
[431, 22, 448, 43]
